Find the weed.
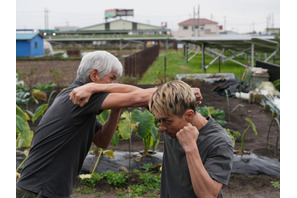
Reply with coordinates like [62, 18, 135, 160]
[76, 186, 96, 194]
[81, 172, 104, 187]
[141, 164, 154, 172]
[271, 181, 280, 189]
[139, 173, 161, 191]
[128, 185, 148, 197]
[103, 171, 128, 187]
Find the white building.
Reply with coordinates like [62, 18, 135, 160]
[172, 18, 219, 37]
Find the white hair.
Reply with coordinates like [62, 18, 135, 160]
[76, 51, 123, 84]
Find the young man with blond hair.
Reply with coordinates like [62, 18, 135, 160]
[149, 80, 233, 198]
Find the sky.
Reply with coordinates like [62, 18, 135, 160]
[16, 0, 280, 34]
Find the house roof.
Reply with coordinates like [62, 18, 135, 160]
[16, 33, 41, 40]
[179, 18, 217, 26]
[79, 19, 165, 31]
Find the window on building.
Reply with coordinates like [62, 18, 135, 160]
[183, 26, 188, 30]
[35, 42, 38, 48]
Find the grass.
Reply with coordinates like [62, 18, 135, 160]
[139, 49, 251, 84]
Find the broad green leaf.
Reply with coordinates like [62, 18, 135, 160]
[216, 120, 227, 127]
[151, 125, 159, 141]
[211, 109, 225, 119]
[17, 129, 33, 149]
[131, 109, 154, 139]
[245, 117, 258, 136]
[118, 111, 133, 140]
[16, 105, 33, 149]
[97, 110, 110, 124]
[103, 150, 115, 159]
[208, 106, 215, 116]
[111, 131, 119, 146]
[16, 115, 24, 133]
[152, 133, 160, 151]
[16, 105, 27, 121]
[32, 104, 48, 123]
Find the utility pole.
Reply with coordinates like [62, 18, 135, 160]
[192, 7, 195, 37]
[197, 4, 200, 37]
[224, 16, 226, 32]
[44, 8, 49, 34]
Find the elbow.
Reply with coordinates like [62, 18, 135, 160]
[130, 93, 148, 107]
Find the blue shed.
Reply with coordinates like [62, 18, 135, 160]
[16, 33, 44, 57]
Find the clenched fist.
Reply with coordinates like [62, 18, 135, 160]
[176, 123, 199, 152]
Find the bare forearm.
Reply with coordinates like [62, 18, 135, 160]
[90, 83, 142, 94]
[185, 147, 222, 197]
[93, 109, 121, 148]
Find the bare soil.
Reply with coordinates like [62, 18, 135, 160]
[17, 60, 280, 197]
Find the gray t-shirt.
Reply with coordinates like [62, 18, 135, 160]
[160, 117, 234, 198]
[17, 81, 109, 198]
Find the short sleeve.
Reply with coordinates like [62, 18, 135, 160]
[204, 144, 234, 185]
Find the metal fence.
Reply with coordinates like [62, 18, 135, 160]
[123, 45, 160, 78]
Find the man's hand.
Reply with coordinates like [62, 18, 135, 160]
[69, 83, 95, 107]
[191, 88, 203, 105]
[176, 123, 199, 152]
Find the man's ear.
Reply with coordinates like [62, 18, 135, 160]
[184, 109, 195, 122]
[90, 69, 100, 82]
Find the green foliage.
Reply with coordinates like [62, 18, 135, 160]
[32, 89, 47, 102]
[16, 83, 29, 92]
[273, 79, 280, 91]
[225, 129, 241, 148]
[132, 109, 155, 139]
[25, 90, 56, 124]
[81, 172, 104, 187]
[96, 110, 110, 124]
[118, 111, 135, 140]
[271, 181, 280, 189]
[49, 68, 65, 87]
[103, 171, 128, 187]
[196, 106, 227, 126]
[16, 91, 31, 108]
[139, 173, 161, 191]
[35, 82, 55, 92]
[131, 109, 160, 155]
[139, 50, 246, 84]
[240, 117, 258, 152]
[128, 185, 148, 197]
[16, 105, 33, 149]
[141, 164, 154, 172]
[76, 186, 96, 194]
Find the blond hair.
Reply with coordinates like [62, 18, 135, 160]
[149, 81, 196, 118]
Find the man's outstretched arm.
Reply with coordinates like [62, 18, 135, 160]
[69, 82, 202, 109]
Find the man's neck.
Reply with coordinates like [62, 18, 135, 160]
[192, 113, 208, 130]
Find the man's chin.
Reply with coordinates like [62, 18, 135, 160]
[165, 131, 176, 138]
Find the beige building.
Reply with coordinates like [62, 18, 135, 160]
[78, 19, 169, 35]
[172, 18, 219, 37]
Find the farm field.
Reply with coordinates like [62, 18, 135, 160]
[16, 50, 280, 197]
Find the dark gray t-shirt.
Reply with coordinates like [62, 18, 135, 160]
[17, 81, 109, 198]
[161, 117, 234, 198]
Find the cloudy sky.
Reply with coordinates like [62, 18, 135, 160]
[16, 0, 279, 34]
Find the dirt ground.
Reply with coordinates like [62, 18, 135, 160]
[17, 60, 280, 197]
